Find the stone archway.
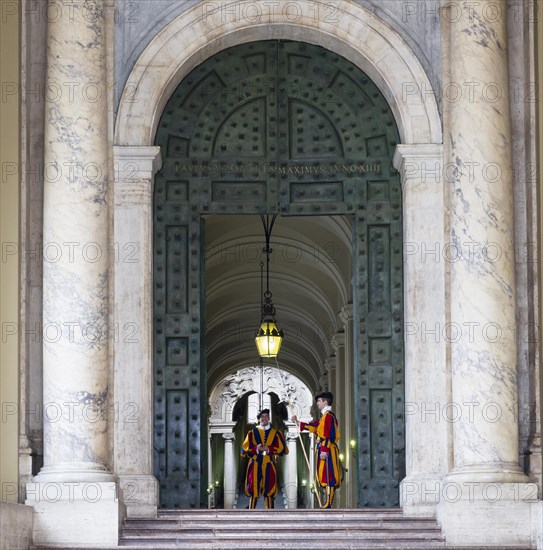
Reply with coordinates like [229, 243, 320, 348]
[112, 0, 445, 517]
[114, 1, 441, 146]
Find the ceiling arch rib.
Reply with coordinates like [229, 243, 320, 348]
[205, 235, 349, 304]
[206, 314, 330, 364]
[206, 269, 342, 322]
[205, 302, 332, 347]
[205, 216, 352, 249]
[205, 305, 332, 380]
[205, 275, 339, 363]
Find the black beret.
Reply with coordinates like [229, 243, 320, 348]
[315, 391, 334, 405]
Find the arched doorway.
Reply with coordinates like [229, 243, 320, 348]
[152, 40, 404, 508]
[208, 365, 314, 508]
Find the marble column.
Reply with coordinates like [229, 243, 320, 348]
[27, 1, 121, 546]
[436, 3, 536, 546]
[331, 333, 346, 507]
[285, 428, 298, 509]
[340, 304, 355, 507]
[448, 0, 527, 484]
[208, 434, 214, 508]
[309, 433, 316, 508]
[37, 0, 113, 484]
[113, 146, 161, 516]
[223, 433, 236, 508]
[332, 333, 345, 423]
[324, 358, 335, 398]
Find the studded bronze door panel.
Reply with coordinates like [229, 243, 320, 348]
[354, 178, 404, 507]
[154, 40, 404, 508]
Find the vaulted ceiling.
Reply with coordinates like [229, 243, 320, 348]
[205, 215, 353, 393]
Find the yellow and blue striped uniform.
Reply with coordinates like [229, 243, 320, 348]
[241, 426, 288, 507]
[300, 411, 342, 489]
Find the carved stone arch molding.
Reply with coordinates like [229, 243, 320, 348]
[209, 366, 314, 425]
[114, 0, 441, 146]
[112, 0, 445, 516]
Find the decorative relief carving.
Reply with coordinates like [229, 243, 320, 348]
[209, 366, 313, 424]
[219, 367, 259, 404]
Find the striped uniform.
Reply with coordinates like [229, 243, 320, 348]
[300, 411, 342, 489]
[241, 426, 288, 506]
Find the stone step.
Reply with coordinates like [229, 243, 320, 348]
[118, 540, 446, 549]
[152, 511, 416, 522]
[34, 546, 533, 550]
[124, 519, 440, 533]
[121, 530, 444, 540]
[29, 509, 519, 550]
[154, 512, 409, 521]
[117, 509, 446, 549]
[158, 508, 405, 516]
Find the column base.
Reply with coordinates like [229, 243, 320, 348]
[118, 474, 158, 517]
[447, 462, 530, 483]
[436, 481, 538, 547]
[33, 462, 117, 483]
[26, 481, 125, 548]
[285, 481, 297, 509]
[528, 440, 543, 498]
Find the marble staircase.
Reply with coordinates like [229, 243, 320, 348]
[78, 509, 460, 550]
[118, 509, 439, 549]
[32, 509, 534, 549]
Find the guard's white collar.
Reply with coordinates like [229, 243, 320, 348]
[322, 405, 332, 414]
[258, 424, 271, 431]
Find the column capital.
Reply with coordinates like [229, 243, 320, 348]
[222, 432, 235, 442]
[113, 146, 162, 176]
[339, 304, 353, 324]
[331, 332, 345, 351]
[324, 358, 336, 373]
[209, 422, 237, 435]
[114, 146, 162, 207]
[393, 144, 443, 186]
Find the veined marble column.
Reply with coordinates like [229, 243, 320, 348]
[223, 433, 236, 508]
[435, 5, 537, 545]
[27, 2, 121, 546]
[285, 428, 298, 509]
[37, 0, 112, 484]
[448, 0, 527, 483]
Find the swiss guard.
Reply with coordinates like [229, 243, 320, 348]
[241, 408, 288, 509]
[291, 391, 342, 508]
